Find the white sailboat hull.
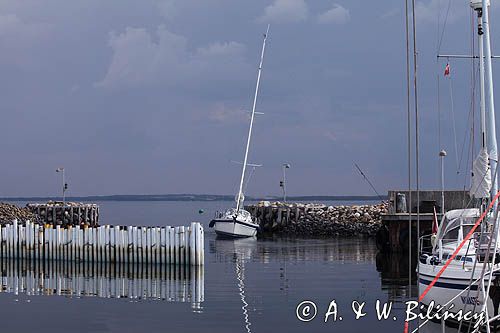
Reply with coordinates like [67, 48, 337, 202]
[419, 262, 500, 327]
[212, 218, 258, 238]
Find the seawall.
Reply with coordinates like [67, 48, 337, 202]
[245, 201, 388, 237]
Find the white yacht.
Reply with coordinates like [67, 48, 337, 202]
[209, 26, 269, 238]
[419, 208, 500, 328]
[210, 208, 259, 238]
[417, 1, 500, 330]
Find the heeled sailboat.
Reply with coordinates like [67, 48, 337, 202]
[209, 27, 269, 238]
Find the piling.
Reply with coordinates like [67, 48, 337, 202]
[0, 221, 204, 266]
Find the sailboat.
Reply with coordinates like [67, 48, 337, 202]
[417, 0, 500, 330]
[209, 27, 269, 238]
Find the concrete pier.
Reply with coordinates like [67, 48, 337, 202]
[378, 190, 471, 252]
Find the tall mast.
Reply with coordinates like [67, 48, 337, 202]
[235, 25, 270, 212]
[405, 0, 413, 298]
[482, 0, 498, 198]
[478, 8, 487, 151]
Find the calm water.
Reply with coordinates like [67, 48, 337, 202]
[0, 201, 452, 332]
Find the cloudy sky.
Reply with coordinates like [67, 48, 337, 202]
[0, 0, 497, 197]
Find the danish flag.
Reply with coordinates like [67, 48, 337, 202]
[444, 63, 450, 76]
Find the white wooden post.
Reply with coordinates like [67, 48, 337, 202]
[165, 227, 171, 265]
[13, 219, 18, 259]
[160, 227, 166, 265]
[146, 227, 151, 264]
[174, 227, 180, 265]
[179, 226, 185, 266]
[190, 223, 196, 266]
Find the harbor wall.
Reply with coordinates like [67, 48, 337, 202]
[245, 202, 387, 236]
[26, 202, 99, 227]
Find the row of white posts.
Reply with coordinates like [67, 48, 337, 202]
[0, 258, 204, 306]
[0, 220, 204, 266]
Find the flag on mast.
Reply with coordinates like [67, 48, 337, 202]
[444, 63, 450, 76]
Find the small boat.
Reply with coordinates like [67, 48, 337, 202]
[210, 26, 270, 238]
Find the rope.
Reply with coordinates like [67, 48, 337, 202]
[437, 0, 453, 54]
[353, 163, 384, 201]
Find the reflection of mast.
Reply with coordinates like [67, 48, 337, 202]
[235, 257, 252, 333]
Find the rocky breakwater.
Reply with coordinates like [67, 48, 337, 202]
[246, 201, 388, 237]
[0, 203, 41, 225]
[26, 201, 99, 227]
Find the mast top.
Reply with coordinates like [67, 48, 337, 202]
[470, 0, 490, 10]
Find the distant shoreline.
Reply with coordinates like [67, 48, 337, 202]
[0, 194, 386, 202]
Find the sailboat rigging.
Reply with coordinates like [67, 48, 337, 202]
[210, 26, 270, 238]
[417, 1, 500, 331]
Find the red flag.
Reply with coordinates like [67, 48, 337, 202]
[432, 206, 439, 234]
[444, 63, 450, 76]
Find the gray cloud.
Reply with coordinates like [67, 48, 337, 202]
[257, 0, 309, 23]
[96, 25, 249, 90]
[208, 103, 249, 124]
[317, 3, 350, 25]
[156, 0, 177, 21]
[0, 14, 52, 66]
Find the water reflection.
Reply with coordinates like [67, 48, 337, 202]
[0, 259, 204, 309]
[214, 238, 256, 333]
[210, 237, 403, 333]
[210, 237, 379, 263]
[376, 251, 418, 301]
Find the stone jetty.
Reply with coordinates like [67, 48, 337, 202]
[0, 202, 99, 227]
[0, 203, 40, 225]
[26, 202, 99, 227]
[245, 201, 388, 237]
